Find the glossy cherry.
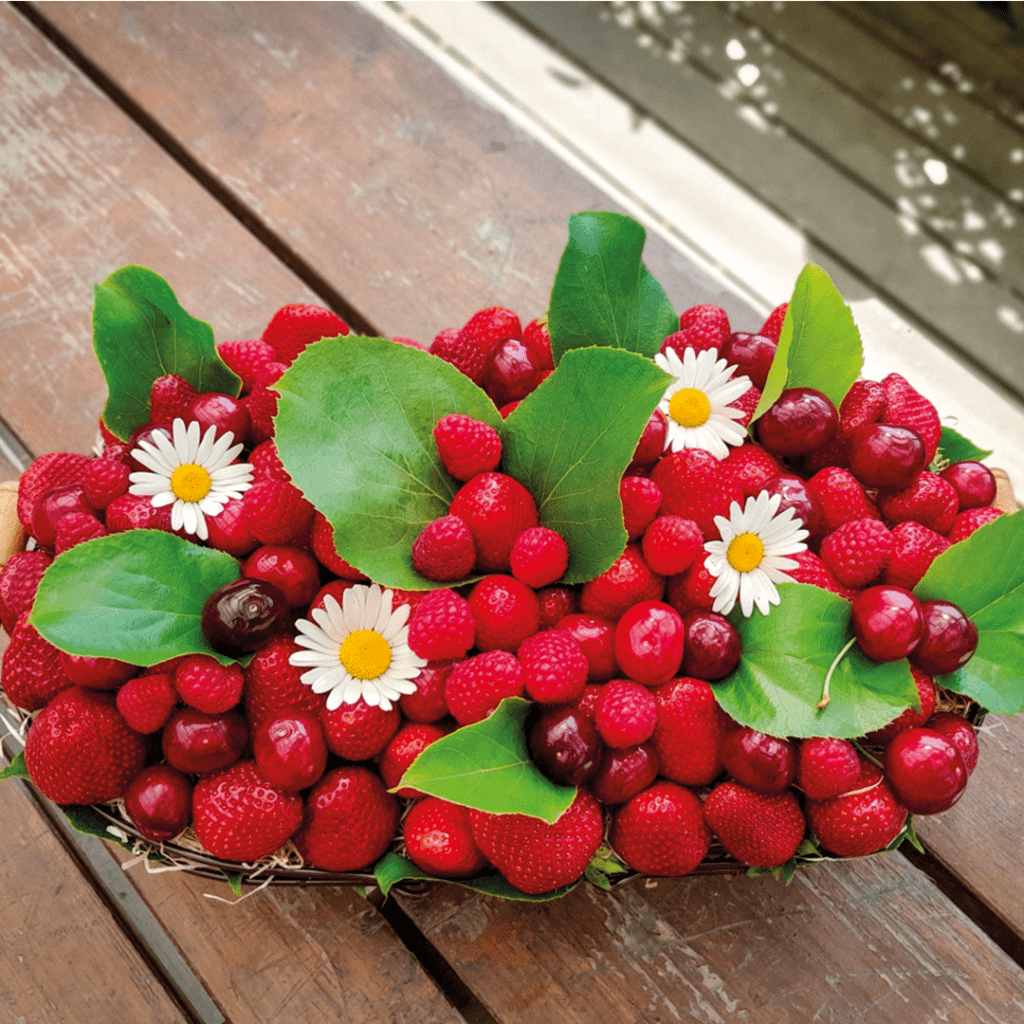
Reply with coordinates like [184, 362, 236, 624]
[31, 486, 94, 547]
[127, 423, 173, 471]
[762, 473, 824, 539]
[162, 707, 248, 774]
[613, 600, 685, 686]
[926, 712, 980, 775]
[527, 705, 603, 786]
[851, 585, 924, 662]
[630, 408, 669, 468]
[204, 496, 260, 557]
[59, 651, 137, 690]
[720, 331, 777, 390]
[719, 725, 798, 794]
[252, 710, 329, 792]
[757, 388, 839, 457]
[940, 460, 996, 510]
[124, 765, 193, 843]
[910, 600, 978, 676]
[187, 392, 252, 446]
[555, 613, 619, 682]
[483, 337, 547, 407]
[201, 577, 291, 657]
[847, 423, 927, 490]
[242, 545, 321, 608]
[680, 611, 741, 681]
[591, 742, 660, 805]
[882, 727, 968, 814]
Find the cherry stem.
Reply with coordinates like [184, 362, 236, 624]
[818, 637, 857, 711]
[852, 740, 885, 771]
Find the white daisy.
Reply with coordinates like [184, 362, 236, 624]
[128, 418, 254, 541]
[289, 585, 427, 712]
[654, 346, 751, 459]
[703, 491, 809, 617]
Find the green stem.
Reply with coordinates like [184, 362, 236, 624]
[852, 740, 884, 771]
[818, 637, 857, 711]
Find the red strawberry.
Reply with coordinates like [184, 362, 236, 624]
[116, 672, 178, 734]
[679, 303, 730, 348]
[262, 303, 349, 364]
[402, 797, 489, 878]
[518, 630, 588, 705]
[319, 697, 400, 761]
[24, 687, 146, 804]
[863, 666, 936, 745]
[149, 374, 198, 427]
[449, 472, 539, 573]
[759, 302, 788, 342]
[175, 654, 244, 714]
[192, 759, 304, 862]
[839, 379, 887, 435]
[0, 549, 52, 634]
[462, 306, 522, 351]
[659, 327, 720, 360]
[105, 493, 176, 534]
[806, 466, 880, 534]
[242, 634, 324, 731]
[620, 476, 662, 541]
[217, 338, 277, 393]
[884, 521, 950, 589]
[650, 676, 728, 785]
[309, 512, 368, 580]
[445, 650, 524, 725]
[580, 544, 664, 620]
[242, 479, 314, 546]
[610, 780, 711, 876]
[948, 505, 1005, 542]
[412, 515, 476, 582]
[378, 721, 449, 796]
[82, 457, 130, 510]
[784, 550, 856, 600]
[881, 373, 941, 463]
[819, 518, 893, 588]
[54, 512, 107, 554]
[470, 788, 603, 894]
[878, 472, 959, 535]
[651, 448, 744, 541]
[407, 588, 475, 661]
[433, 414, 503, 482]
[1, 613, 74, 711]
[430, 327, 489, 384]
[510, 526, 570, 589]
[294, 766, 398, 872]
[729, 384, 762, 429]
[797, 737, 861, 801]
[722, 443, 783, 499]
[17, 452, 91, 532]
[703, 781, 805, 868]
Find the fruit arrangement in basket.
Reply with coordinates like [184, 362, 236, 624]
[1, 212, 1021, 899]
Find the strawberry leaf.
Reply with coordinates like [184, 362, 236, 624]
[274, 336, 502, 590]
[914, 510, 1024, 714]
[548, 212, 677, 365]
[395, 697, 576, 823]
[0, 751, 30, 781]
[29, 530, 242, 667]
[753, 264, 863, 422]
[94, 266, 241, 440]
[502, 348, 671, 583]
[716, 584, 919, 738]
[933, 426, 993, 467]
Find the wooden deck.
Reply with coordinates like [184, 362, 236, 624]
[2, 4, 1024, 1022]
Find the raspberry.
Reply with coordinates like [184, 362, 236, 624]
[948, 505, 1004, 542]
[797, 737, 861, 801]
[806, 466, 880, 534]
[518, 630, 588, 704]
[650, 676, 728, 786]
[641, 515, 703, 577]
[579, 545, 663, 621]
[678, 303, 730, 348]
[522, 317, 554, 371]
[319, 697, 400, 760]
[242, 383, 279, 444]
[595, 679, 657, 748]
[308, 512, 368, 580]
[878, 472, 959, 535]
[175, 654, 244, 714]
[430, 327, 488, 384]
[619, 476, 661, 541]
[759, 302, 788, 342]
[650, 448, 744, 541]
[509, 527, 569, 588]
[536, 586, 578, 628]
[839, 379, 887, 435]
[881, 373, 941, 463]
[262, 303, 349, 364]
[462, 306, 522, 351]
[217, 338, 277, 393]
[243, 479, 314, 545]
[407, 588, 475, 660]
[412, 515, 476, 582]
[248, 440, 291, 482]
[449, 472, 539, 573]
[149, 374, 198, 427]
[82, 457, 130, 510]
[0, 549, 52, 634]
[819, 518, 894, 588]
[468, 575, 541, 652]
[664, 555, 716, 616]
[445, 650, 524, 725]
[398, 660, 454, 723]
[379, 721, 449, 796]
[0, 613, 74, 711]
[784, 550, 856, 600]
[116, 672, 178, 734]
[17, 452, 91, 532]
[433, 414, 503, 482]
[659, 326, 720, 360]
[54, 512, 107, 554]
[721, 443, 782, 499]
[884, 521, 950, 590]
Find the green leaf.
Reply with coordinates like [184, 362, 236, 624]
[502, 348, 671, 583]
[395, 697, 576, 823]
[373, 852, 577, 902]
[548, 212, 677, 365]
[914, 510, 1024, 714]
[0, 751, 30, 781]
[30, 531, 242, 667]
[933, 426, 993, 467]
[715, 584, 919, 737]
[274, 336, 502, 590]
[93, 266, 241, 440]
[753, 264, 863, 422]
[223, 871, 244, 896]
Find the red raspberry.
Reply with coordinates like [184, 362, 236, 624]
[881, 373, 941, 463]
[650, 448, 744, 541]
[620, 476, 662, 541]
[650, 676, 728, 785]
[402, 797, 489, 878]
[864, 665, 936, 745]
[319, 697, 400, 760]
[468, 575, 541, 652]
[1, 613, 74, 711]
[430, 327, 488, 384]
[217, 338, 277, 393]
[679, 303, 730, 347]
[98, 419, 119, 447]
[704, 782, 805, 868]
[82, 457, 130, 510]
[17, 452, 91, 532]
[54, 512, 107, 554]
[579, 545, 663, 621]
[243, 479, 314, 545]
[0, 549, 52, 634]
[407, 588, 475, 660]
[595, 679, 657, 748]
[412, 515, 476, 582]
[463, 306, 522, 351]
[659, 326, 720, 360]
[243, 634, 324, 731]
[248, 440, 291, 482]
[878, 472, 959, 535]
[149, 374, 198, 427]
[433, 414, 503, 482]
[175, 654, 244, 714]
[806, 466, 880, 534]
[509, 526, 569, 588]
[722, 443, 782, 499]
[839, 379, 887, 435]
[797, 737, 861, 801]
[948, 505, 1005, 542]
[449, 472, 539, 573]
[884, 521, 950, 589]
[664, 555, 716, 616]
[262, 303, 349, 363]
[398, 660, 454, 723]
[116, 672, 178, 734]
[729, 384, 762, 429]
[379, 722, 449, 796]
[641, 515, 703, 577]
[308, 512, 368, 580]
[819, 518, 894, 588]
[445, 650, 524, 725]
[242, 382, 279, 444]
[759, 302, 788, 342]
[784, 550, 856, 600]
[522, 317, 554, 371]
[518, 630, 588, 704]
[536, 586, 578, 628]
[105, 493, 175, 535]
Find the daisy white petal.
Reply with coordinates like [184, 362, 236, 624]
[149, 491, 177, 508]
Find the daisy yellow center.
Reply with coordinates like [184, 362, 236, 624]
[169, 464, 212, 502]
[338, 629, 392, 680]
[668, 388, 711, 428]
[727, 532, 764, 573]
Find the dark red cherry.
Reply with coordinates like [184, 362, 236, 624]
[527, 705, 603, 786]
[60, 651, 137, 690]
[483, 337, 547, 407]
[761, 474, 824, 540]
[882, 727, 968, 815]
[926, 712, 979, 775]
[162, 707, 248, 774]
[252, 710, 329, 792]
[187, 392, 252, 446]
[201, 577, 290, 657]
[851, 585, 924, 662]
[124, 765, 193, 842]
[242, 545, 321, 608]
[127, 423, 173, 472]
[847, 423, 927, 490]
[910, 600, 978, 676]
[681, 611, 741, 680]
[31, 486, 94, 547]
[555, 613, 619, 682]
[591, 742, 660, 805]
[719, 725, 798, 794]
[940, 461, 997, 510]
[757, 388, 839, 457]
[720, 332, 777, 390]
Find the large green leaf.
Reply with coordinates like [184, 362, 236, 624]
[274, 336, 503, 590]
[502, 348, 671, 583]
[93, 265, 241, 440]
[547, 212, 677, 365]
[754, 264, 863, 421]
[30, 531, 242, 666]
[396, 697, 576, 822]
[715, 584, 919, 738]
[914, 510, 1024, 714]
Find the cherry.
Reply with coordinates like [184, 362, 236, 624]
[851, 585, 924, 662]
[59, 651, 137, 690]
[926, 712, 980, 775]
[252, 710, 329, 792]
[847, 423, 926, 490]
[680, 611, 741, 680]
[762, 473, 824, 539]
[591, 742, 660, 805]
[882, 727, 968, 814]
[940, 461, 996, 511]
[555, 613, 619, 682]
[204, 496, 260, 557]
[719, 725, 798, 794]
[201, 577, 290, 657]
[527, 705, 603, 786]
[187, 392, 252, 446]
[127, 423, 173, 472]
[242, 545, 321, 608]
[399, 660, 454, 723]
[910, 600, 978, 676]
[162, 707, 248, 774]
[720, 331, 777, 390]
[31, 486, 94, 547]
[483, 337, 546, 407]
[613, 600, 685, 686]
[757, 388, 838, 457]
[630, 408, 669, 468]
[124, 765, 193, 843]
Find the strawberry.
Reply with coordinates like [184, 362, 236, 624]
[445, 650, 524, 725]
[82, 457, 130, 510]
[650, 676, 728, 785]
[398, 660, 453, 723]
[105, 493, 175, 534]
[678, 303, 730, 348]
[192, 759, 304, 862]
[579, 544, 664, 621]
[839, 379, 887, 435]
[797, 737, 861, 801]
[24, 687, 146, 804]
[806, 466, 880, 534]
[509, 526, 570, 589]
[433, 414, 503, 482]
[784, 550, 856, 600]
[518, 630, 588, 704]
[242, 634, 324, 731]
[411, 515, 476, 582]
[641, 515, 703, 577]
[610, 780, 711, 876]
[881, 373, 941, 462]
[877, 472, 959, 535]
[759, 302, 788, 342]
[595, 679, 657, 748]
[309, 512, 368, 581]
[378, 721, 449, 796]
[449, 472, 539, 573]
[17, 451, 91, 532]
[402, 797, 489, 878]
[722, 443, 783, 499]
[262, 303, 349, 364]
[242, 479, 314, 546]
[664, 555, 716, 617]
[883, 521, 950, 589]
[319, 696, 400, 760]
[294, 766, 399, 872]
[54, 512, 107, 554]
[650, 448, 744, 541]
[175, 654, 244, 714]
[468, 575, 540, 652]
[469, 788, 603, 894]
[948, 505, 1004, 542]
[729, 384, 762, 429]
[703, 781, 805, 868]
[619, 476, 661, 541]
[805, 760, 907, 857]
[462, 306, 522, 351]
[819, 518, 893, 588]
[863, 666, 936, 746]
[0, 549, 52, 634]
[149, 374, 198, 427]
[217, 338, 277, 393]
[407, 588, 475, 661]
[430, 327, 489, 384]
[116, 672, 178, 734]
[1, 612, 74, 711]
